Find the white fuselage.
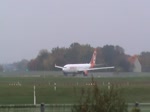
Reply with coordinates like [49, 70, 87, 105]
[55, 49, 114, 76]
[63, 64, 91, 73]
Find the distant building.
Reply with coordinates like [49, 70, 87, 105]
[128, 55, 142, 72]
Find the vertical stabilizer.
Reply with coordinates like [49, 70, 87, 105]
[90, 48, 97, 68]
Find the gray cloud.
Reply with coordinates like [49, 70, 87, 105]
[0, 0, 150, 63]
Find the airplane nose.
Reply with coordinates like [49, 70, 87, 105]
[62, 68, 67, 72]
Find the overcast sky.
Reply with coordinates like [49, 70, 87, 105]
[0, 0, 150, 64]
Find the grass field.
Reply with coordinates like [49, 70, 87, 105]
[0, 71, 150, 105]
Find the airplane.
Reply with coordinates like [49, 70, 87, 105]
[55, 49, 114, 76]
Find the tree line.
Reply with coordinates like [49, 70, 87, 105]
[1, 42, 150, 72]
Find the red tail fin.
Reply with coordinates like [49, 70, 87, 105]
[90, 48, 97, 68]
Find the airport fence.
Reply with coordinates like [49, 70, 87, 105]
[0, 104, 72, 112]
[0, 103, 150, 112]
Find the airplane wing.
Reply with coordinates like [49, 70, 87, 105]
[78, 66, 115, 71]
[55, 64, 64, 69]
